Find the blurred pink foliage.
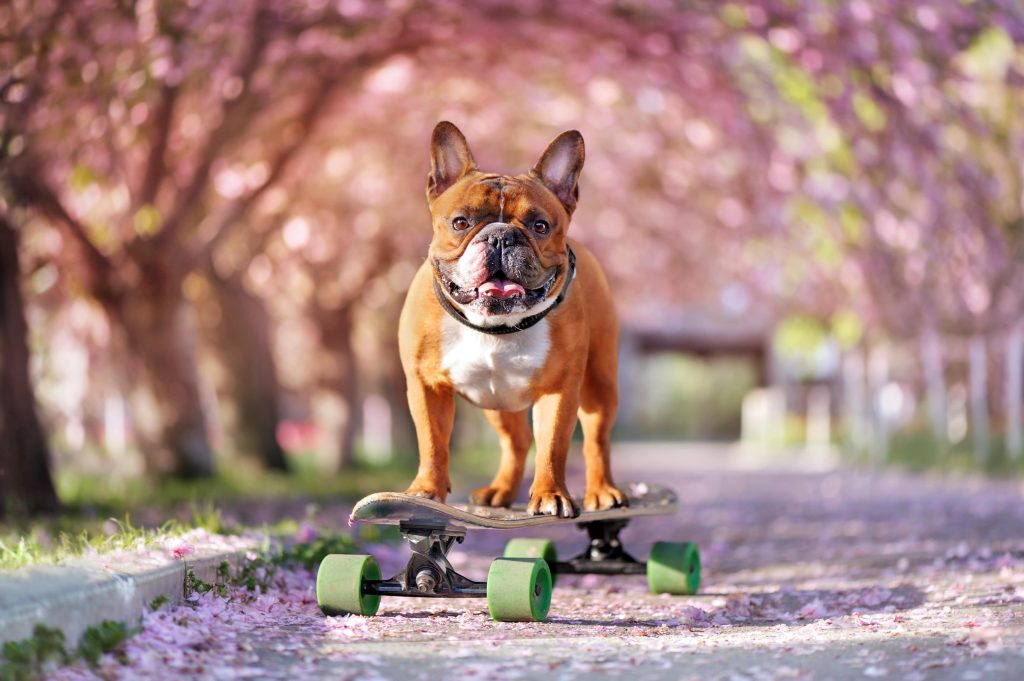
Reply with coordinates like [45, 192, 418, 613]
[6, 1, 1019, 327]
[2, 0, 1023, 474]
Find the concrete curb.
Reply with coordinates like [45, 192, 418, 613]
[0, 536, 261, 647]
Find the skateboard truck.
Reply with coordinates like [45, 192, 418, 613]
[361, 523, 487, 599]
[553, 519, 646, 576]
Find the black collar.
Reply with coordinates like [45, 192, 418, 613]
[433, 246, 576, 335]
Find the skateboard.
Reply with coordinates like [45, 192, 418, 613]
[316, 482, 700, 622]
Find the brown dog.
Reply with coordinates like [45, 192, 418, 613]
[397, 122, 625, 518]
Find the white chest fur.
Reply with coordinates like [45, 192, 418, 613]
[440, 315, 550, 411]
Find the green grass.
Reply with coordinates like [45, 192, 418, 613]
[880, 428, 1024, 477]
[52, 439, 500, 512]
[55, 458, 419, 518]
[0, 447, 477, 570]
[0, 512, 210, 570]
[0, 503, 385, 571]
[182, 534, 363, 599]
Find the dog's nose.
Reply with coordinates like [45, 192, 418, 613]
[487, 231, 515, 249]
[475, 222, 518, 251]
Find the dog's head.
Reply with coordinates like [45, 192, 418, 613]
[425, 121, 583, 326]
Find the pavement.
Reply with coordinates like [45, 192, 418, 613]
[44, 442, 1024, 680]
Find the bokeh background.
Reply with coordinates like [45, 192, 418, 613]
[3, 0, 1024, 518]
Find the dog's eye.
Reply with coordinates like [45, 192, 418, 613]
[452, 217, 470, 231]
[533, 220, 550, 235]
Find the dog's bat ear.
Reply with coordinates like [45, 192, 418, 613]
[531, 130, 585, 214]
[428, 121, 477, 200]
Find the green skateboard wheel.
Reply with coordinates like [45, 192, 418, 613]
[647, 541, 701, 595]
[503, 538, 558, 585]
[486, 557, 552, 622]
[316, 554, 382, 616]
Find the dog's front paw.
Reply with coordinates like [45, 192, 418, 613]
[405, 476, 451, 503]
[527, 488, 579, 518]
[469, 485, 516, 507]
[583, 484, 629, 511]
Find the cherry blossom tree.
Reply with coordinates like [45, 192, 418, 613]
[724, 1, 1024, 458]
[3, 0, 427, 475]
[5, 0, 1024, 499]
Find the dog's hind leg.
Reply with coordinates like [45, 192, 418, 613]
[469, 409, 532, 507]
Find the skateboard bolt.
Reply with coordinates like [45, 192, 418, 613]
[415, 568, 438, 593]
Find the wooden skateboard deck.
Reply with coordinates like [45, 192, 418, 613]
[350, 482, 676, 529]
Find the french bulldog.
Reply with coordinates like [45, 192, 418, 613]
[397, 121, 625, 517]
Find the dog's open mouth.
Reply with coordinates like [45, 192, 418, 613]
[440, 269, 558, 308]
[478, 279, 526, 299]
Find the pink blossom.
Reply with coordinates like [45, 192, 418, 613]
[166, 539, 194, 560]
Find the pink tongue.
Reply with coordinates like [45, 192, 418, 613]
[478, 279, 526, 299]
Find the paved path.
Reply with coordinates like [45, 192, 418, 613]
[52, 444, 1024, 680]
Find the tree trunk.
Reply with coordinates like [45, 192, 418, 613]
[841, 349, 867, 457]
[0, 216, 60, 517]
[314, 303, 360, 472]
[204, 272, 287, 470]
[1007, 325, 1023, 460]
[968, 335, 989, 464]
[116, 274, 213, 478]
[920, 325, 948, 455]
[868, 344, 890, 468]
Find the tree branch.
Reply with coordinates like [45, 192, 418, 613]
[187, 14, 431, 269]
[137, 83, 179, 208]
[7, 167, 119, 303]
[155, 3, 274, 247]
[185, 79, 339, 269]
